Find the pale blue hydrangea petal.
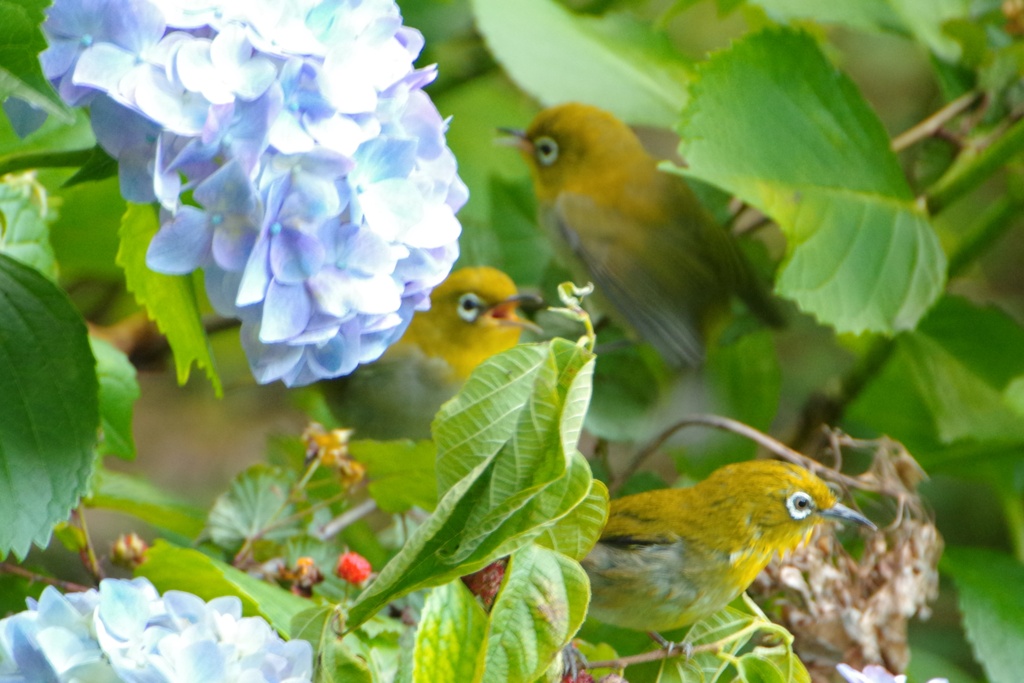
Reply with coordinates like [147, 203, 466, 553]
[210, 24, 278, 100]
[0, 579, 312, 682]
[357, 177, 423, 241]
[4, 620, 60, 682]
[99, 579, 152, 642]
[72, 42, 137, 93]
[240, 322, 304, 383]
[173, 638, 226, 683]
[40, 0, 464, 386]
[147, 207, 212, 273]
[133, 68, 210, 135]
[270, 227, 325, 284]
[237, 231, 272, 306]
[260, 280, 312, 342]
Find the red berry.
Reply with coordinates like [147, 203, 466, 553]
[335, 551, 372, 585]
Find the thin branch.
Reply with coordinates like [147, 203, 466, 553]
[73, 508, 105, 583]
[0, 563, 93, 593]
[615, 414, 904, 497]
[927, 111, 1024, 213]
[586, 638, 725, 671]
[317, 498, 378, 540]
[0, 148, 94, 176]
[891, 92, 981, 152]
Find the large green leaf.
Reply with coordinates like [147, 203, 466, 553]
[847, 296, 1024, 468]
[432, 73, 538, 226]
[136, 540, 311, 636]
[481, 544, 589, 683]
[0, 253, 97, 559]
[0, 0, 74, 122]
[0, 173, 56, 280]
[942, 547, 1024, 683]
[350, 439, 437, 513]
[345, 340, 595, 629]
[534, 478, 608, 561]
[412, 581, 488, 682]
[117, 203, 222, 395]
[205, 464, 300, 551]
[87, 467, 205, 540]
[748, 0, 968, 61]
[472, 0, 691, 127]
[675, 28, 945, 336]
[90, 338, 139, 460]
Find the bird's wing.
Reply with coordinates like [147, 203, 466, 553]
[552, 192, 726, 366]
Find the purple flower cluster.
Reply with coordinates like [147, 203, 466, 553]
[39, 0, 465, 385]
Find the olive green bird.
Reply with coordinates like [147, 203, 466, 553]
[506, 102, 783, 367]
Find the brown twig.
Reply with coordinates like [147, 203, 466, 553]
[891, 91, 981, 152]
[317, 498, 378, 540]
[614, 414, 905, 498]
[72, 508, 105, 583]
[0, 563, 94, 593]
[586, 638, 724, 671]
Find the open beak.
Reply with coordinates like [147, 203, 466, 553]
[496, 126, 532, 154]
[820, 502, 876, 531]
[484, 293, 545, 334]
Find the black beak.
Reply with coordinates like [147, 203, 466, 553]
[496, 127, 531, 152]
[820, 502, 876, 530]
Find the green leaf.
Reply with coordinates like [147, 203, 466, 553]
[90, 338, 139, 459]
[205, 464, 299, 551]
[747, 0, 968, 61]
[350, 439, 437, 513]
[481, 544, 589, 683]
[480, 175, 552, 287]
[291, 604, 333, 642]
[847, 297, 1024, 467]
[675, 28, 945, 336]
[294, 605, 402, 683]
[0, 253, 97, 559]
[346, 340, 595, 629]
[585, 333, 667, 442]
[319, 635, 374, 683]
[534, 478, 608, 561]
[735, 646, 810, 683]
[684, 329, 781, 476]
[941, 546, 1024, 683]
[0, 172, 57, 280]
[62, 145, 118, 188]
[472, 0, 691, 127]
[412, 581, 488, 682]
[86, 467, 205, 540]
[136, 540, 310, 635]
[0, 0, 74, 122]
[50, 175, 124, 280]
[117, 203, 222, 395]
[431, 73, 539, 238]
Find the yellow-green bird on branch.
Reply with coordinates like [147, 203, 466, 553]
[505, 103, 782, 367]
[323, 266, 539, 439]
[583, 459, 874, 633]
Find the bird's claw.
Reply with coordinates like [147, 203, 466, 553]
[647, 631, 693, 659]
[561, 640, 589, 679]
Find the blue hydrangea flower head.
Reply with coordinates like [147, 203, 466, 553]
[39, 0, 465, 386]
[0, 578, 313, 682]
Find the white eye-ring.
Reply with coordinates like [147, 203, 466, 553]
[457, 293, 485, 322]
[786, 491, 815, 520]
[534, 136, 559, 166]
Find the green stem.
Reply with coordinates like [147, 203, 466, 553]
[927, 115, 1024, 213]
[0, 563, 93, 592]
[999, 489, 1024, 563]
[0, 148, 94, 176]
[947, 197, 1022, 278]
